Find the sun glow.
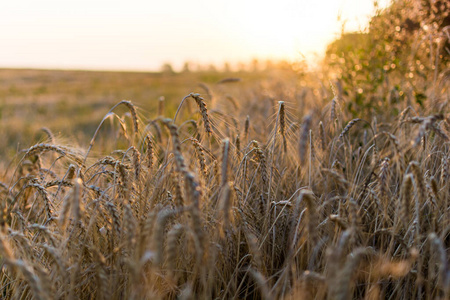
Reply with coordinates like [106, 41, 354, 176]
[0, 0, 390, 71]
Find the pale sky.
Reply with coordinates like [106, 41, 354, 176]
[0, 0, 390, 71]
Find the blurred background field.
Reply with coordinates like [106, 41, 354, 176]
[0, 67, 293, 162]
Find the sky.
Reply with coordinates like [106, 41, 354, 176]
[0, 0, 390, 71]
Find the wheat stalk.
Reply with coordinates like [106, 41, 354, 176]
[339, 118, 361, 140]
[190, 93, 212, 136]
[221, 138, 230, 187]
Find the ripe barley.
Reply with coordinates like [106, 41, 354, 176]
[331, 248, 374, 300]
[105, 201, 121, 236]
[129, 146, 141, 180]
[72, 178, 82, 225]
[146, 134, 154, 171]
[302, 190, 317, 244]
[299, 114, 312, 164]
[167, 223, 184, 278]
[40, 127, 55, 144]
[121, 100, 139, 135]
[235, 134, 241, 158]
[331, 97, 337, 122]
[221, 138, 230, 187]
[428, 233, 448, 298]
[190, 137, 207, 179]
[400, 173, 413, 227]
[278, 101, 287, 153]
[219, 182, 232, 230]
[339, 118, 361, 140]
[153, 208, 179, 265]
[190, 93, 212, 135]
[163, 119, 187, 173]
[319, 121, 326, 151]
[244, 115, 250, 141]
[252, 141, 268, 187]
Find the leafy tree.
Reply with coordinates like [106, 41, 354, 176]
[324, 0, 449, 117]
[161, 63, 175, 74]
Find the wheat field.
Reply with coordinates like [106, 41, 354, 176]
[0, 0, 449, 297]
[0, 67, 448, 299]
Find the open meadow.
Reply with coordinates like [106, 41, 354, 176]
[0, 0, 449, 299]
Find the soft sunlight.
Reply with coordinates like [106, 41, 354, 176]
[1, 1, 448, 298]
[0, 0, 390, 71]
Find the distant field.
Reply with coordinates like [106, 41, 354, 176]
[0, 68, 272, 162]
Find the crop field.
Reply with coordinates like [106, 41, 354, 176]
[0, 0, 449, 299]
[0, 68, 263, 162]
